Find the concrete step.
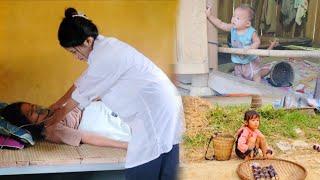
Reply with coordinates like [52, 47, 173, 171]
[208, 70, 286, 98]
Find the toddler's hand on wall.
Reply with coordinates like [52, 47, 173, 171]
[206, 7, 212, 17]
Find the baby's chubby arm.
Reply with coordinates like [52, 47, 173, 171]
[206, 7, 233, 32]
[249, 32, 261, 49]
[267, 39, 279, 50]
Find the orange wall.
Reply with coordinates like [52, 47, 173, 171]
[0, 0, 177, 105]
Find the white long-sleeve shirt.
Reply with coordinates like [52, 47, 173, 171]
[71, 35, 185, 168]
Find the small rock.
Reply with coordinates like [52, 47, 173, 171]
[292, 140, 309, 148]
[294, 128, 305, 136]
[276, 141, 293, 152]
[318, 126, 320, 131]
[294, 128, 302, 134]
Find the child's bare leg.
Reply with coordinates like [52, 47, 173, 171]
[248, 137, 256, 149]
[257, 135, 268, 158]
[253, 74, 261, 83]
[260, 68, 271, 78]
[253, 67, 271, 82]
[245, 137, 257, 160]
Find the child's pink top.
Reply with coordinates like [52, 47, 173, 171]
[44, 107, 83, 146]
[236, 126, 263, 153]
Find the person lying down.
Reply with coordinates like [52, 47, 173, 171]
[0, 101, 131, 149]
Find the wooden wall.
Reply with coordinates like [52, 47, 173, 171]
[305, 0, 320, 44]
[217, 0, 320, 44]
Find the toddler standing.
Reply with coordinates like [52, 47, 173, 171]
[206, 4, 272, 82]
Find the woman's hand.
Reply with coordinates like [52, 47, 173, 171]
[49, 102, 62, 111]
[49, 85, 76, 111]
[45, 108, 67, 128]
[46, 98, 78, 128]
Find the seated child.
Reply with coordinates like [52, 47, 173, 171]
[206, 4, 275, 82]
[0, 101, 130, 149]
[235, 110, 273, 160]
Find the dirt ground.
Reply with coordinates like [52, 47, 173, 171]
[180, 96, 320, 180]
[179, 150, 320, 180]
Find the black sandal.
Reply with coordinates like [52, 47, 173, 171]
[266, 149, 273, 155]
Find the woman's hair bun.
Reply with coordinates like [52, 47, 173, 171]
[65, 7, 78, 19]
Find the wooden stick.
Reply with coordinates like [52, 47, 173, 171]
[314, 76, 320, 99]
[218, 47, 320, 58]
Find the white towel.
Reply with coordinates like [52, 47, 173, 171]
[79, 101, 131, 142]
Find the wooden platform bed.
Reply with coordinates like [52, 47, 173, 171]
[0, 141, 126, 175]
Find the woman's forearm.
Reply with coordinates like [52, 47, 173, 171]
[61, 84, 76, 103]
[81, 132, 128, 149]
[45, 98, 78, 127]
[55, 85, 76, 106]
[249, 32, 261, 49]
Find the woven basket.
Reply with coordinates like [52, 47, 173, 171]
[211, 134, 235, 161]
[269, 61, 294, 87]
[237, 158, 307, 180]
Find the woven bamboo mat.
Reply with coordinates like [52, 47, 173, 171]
[77, 144, 126, 164]
[0, 141, 126, 168]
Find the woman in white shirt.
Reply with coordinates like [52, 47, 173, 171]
[48, 7, 184, 180]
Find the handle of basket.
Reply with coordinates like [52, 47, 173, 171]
[204, 135, 215, 160]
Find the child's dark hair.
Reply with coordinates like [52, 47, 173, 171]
[58, 7, 98, 47]
[0, 102, 44, 140]
[244, 110, 260, 122]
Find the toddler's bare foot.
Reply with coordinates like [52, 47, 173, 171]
[244, 155, 252, 160]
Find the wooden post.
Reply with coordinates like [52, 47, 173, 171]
[313, 0, 320, 44]
[314, 76, 320, 99]
[207, 0, 218, 70]
[175, 0, 209, 74]
[175, 0, 213, 96]
[234, 0, 242, 8]
[218, 0, 233, 23]
[305, 0, 318, 41]
[254, 0, 264, 34]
